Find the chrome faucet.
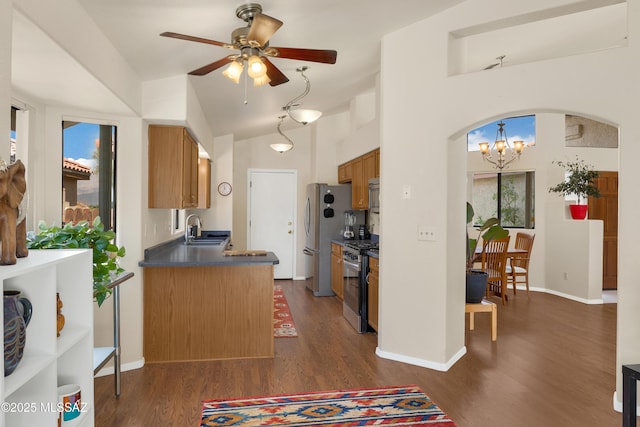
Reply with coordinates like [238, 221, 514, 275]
[184, 214, 202, 244]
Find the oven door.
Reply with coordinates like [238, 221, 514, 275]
[343, 257, 364, 332]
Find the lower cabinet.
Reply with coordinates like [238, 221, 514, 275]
[331, 243, 344, 300]
[1, 249, 95, 426]
[368, 256, 379, 331]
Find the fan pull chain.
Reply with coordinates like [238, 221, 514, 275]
[243, 68, 249, 105]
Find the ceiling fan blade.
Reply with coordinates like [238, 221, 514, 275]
[247, 13, 283, 47]
[267, 47, 337, 64]
[262, 57, 289, 86]
[188, 56, 235, 76]
[160, 32, 233, 49]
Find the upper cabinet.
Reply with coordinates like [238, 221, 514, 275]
[148, 125, 199, 209]
[338, 148, 380, 210]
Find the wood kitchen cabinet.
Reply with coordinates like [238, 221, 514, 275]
[198, 157, 211, 209]
[338, 161, 353, 183]
[368, 256, 379, 331]
[339, 148, 380, 209]
[331, 243, 344, 299]
[148, 124, 199, 208]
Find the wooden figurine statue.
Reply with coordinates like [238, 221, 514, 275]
[0, 159, 28, 265]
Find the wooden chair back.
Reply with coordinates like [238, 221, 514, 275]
[481, 236, 511, 304]
[511, 232, 535, 270]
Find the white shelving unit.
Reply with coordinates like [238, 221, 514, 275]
[1, 249, 94, 427]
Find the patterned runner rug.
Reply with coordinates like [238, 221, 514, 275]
[201, 384, 458, 426]
[274, 285, 297, 337]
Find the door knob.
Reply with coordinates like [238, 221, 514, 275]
[288, 230, 292, 234]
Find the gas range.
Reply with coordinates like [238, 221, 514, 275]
[342, 239, 378, 334]
[343, 240, 378, 258]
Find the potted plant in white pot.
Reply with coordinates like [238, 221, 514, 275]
[548, 156, 601, 220]
[466, 202, 508, 303]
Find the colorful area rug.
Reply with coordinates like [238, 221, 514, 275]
[200, 384, 458, 426]
[274, 285, 297, 338]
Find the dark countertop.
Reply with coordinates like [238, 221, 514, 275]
[138, 237, 279, 267]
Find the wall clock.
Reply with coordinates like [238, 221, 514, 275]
[217, 181, 232, 196]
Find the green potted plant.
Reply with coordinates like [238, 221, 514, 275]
[466, 202, 508, 303]
[26, 217, 126, 306]
[548, 156, 601, 219]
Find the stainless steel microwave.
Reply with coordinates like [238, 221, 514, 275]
[368, 178, 380, 213]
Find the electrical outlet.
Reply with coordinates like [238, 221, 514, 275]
[418, 226, 437, 241]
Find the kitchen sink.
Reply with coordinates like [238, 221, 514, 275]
[183, 230, 230, 247]
[186, 237, 227, 246]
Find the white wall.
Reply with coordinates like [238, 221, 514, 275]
[379, 0, 640, 405]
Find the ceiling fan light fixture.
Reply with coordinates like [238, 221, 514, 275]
[247, 55, 267, 78]
[288, 108, 322, 125]
[222, 60, 244, 84]
[253, 74, 271, 87]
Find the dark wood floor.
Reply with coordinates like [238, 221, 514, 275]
[95, 280, 620, 426]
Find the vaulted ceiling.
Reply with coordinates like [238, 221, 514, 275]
[11, 0, 464, 140]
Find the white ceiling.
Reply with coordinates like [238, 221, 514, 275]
[10, 0, 464, 140]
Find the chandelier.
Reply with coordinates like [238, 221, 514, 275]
[271, 66, 322, 153]
[282, 66, 322, 125]
[271, 116, 294, 153]
[478, 121, 525, 170]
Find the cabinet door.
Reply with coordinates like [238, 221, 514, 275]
[183, 129, 199, 208]
[374, 148, 380, 178]
[368, 257, 379, 331]
[148, 125, 199, 208]
[338, 162, 352, 183]
[351, 158, 366, 209]
[331, 244, 344, 299]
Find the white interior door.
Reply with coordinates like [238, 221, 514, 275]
[248, 169, 296, 279]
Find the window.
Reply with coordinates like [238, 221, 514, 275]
[467, 115, 536, 152]
[471, 171, 535, 229]
[62, 121, 117, 230]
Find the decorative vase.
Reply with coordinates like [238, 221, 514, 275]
[569, 204, 588, 220]
[3, 290, 32, 377]
[466, 269, 488, 303]
[57, 293, 65, 337]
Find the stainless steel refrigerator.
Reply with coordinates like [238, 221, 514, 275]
[303, 183, 364, 296]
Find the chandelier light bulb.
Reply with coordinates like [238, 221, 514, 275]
[247, 55, 267, 78]
[222, 60, 244, 84]
[287, 109, 322, 125]
[253, 74, 271, 87]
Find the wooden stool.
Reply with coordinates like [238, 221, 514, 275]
[465, 299, 497, 341]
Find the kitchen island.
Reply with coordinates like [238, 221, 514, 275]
[139, 237, 279, 362]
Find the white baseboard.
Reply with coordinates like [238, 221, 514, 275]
[95, 358, 145, 377]
[375, 346, 466, 372]
[612, 390, 640, 415]
[513, 285, 604, 305]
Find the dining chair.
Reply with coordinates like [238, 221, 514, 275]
[481, 236, 511, 305]
[506, 232, 535, 297]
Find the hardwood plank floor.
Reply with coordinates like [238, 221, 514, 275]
[95, 280, 620, 426]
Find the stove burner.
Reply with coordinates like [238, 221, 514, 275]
[344, 240, 378, 252]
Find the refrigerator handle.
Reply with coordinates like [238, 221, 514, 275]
[303, 247, 317, 256]
[304, 197, 311, 236]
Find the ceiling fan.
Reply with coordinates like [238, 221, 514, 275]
[160, 3, 337, 87]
